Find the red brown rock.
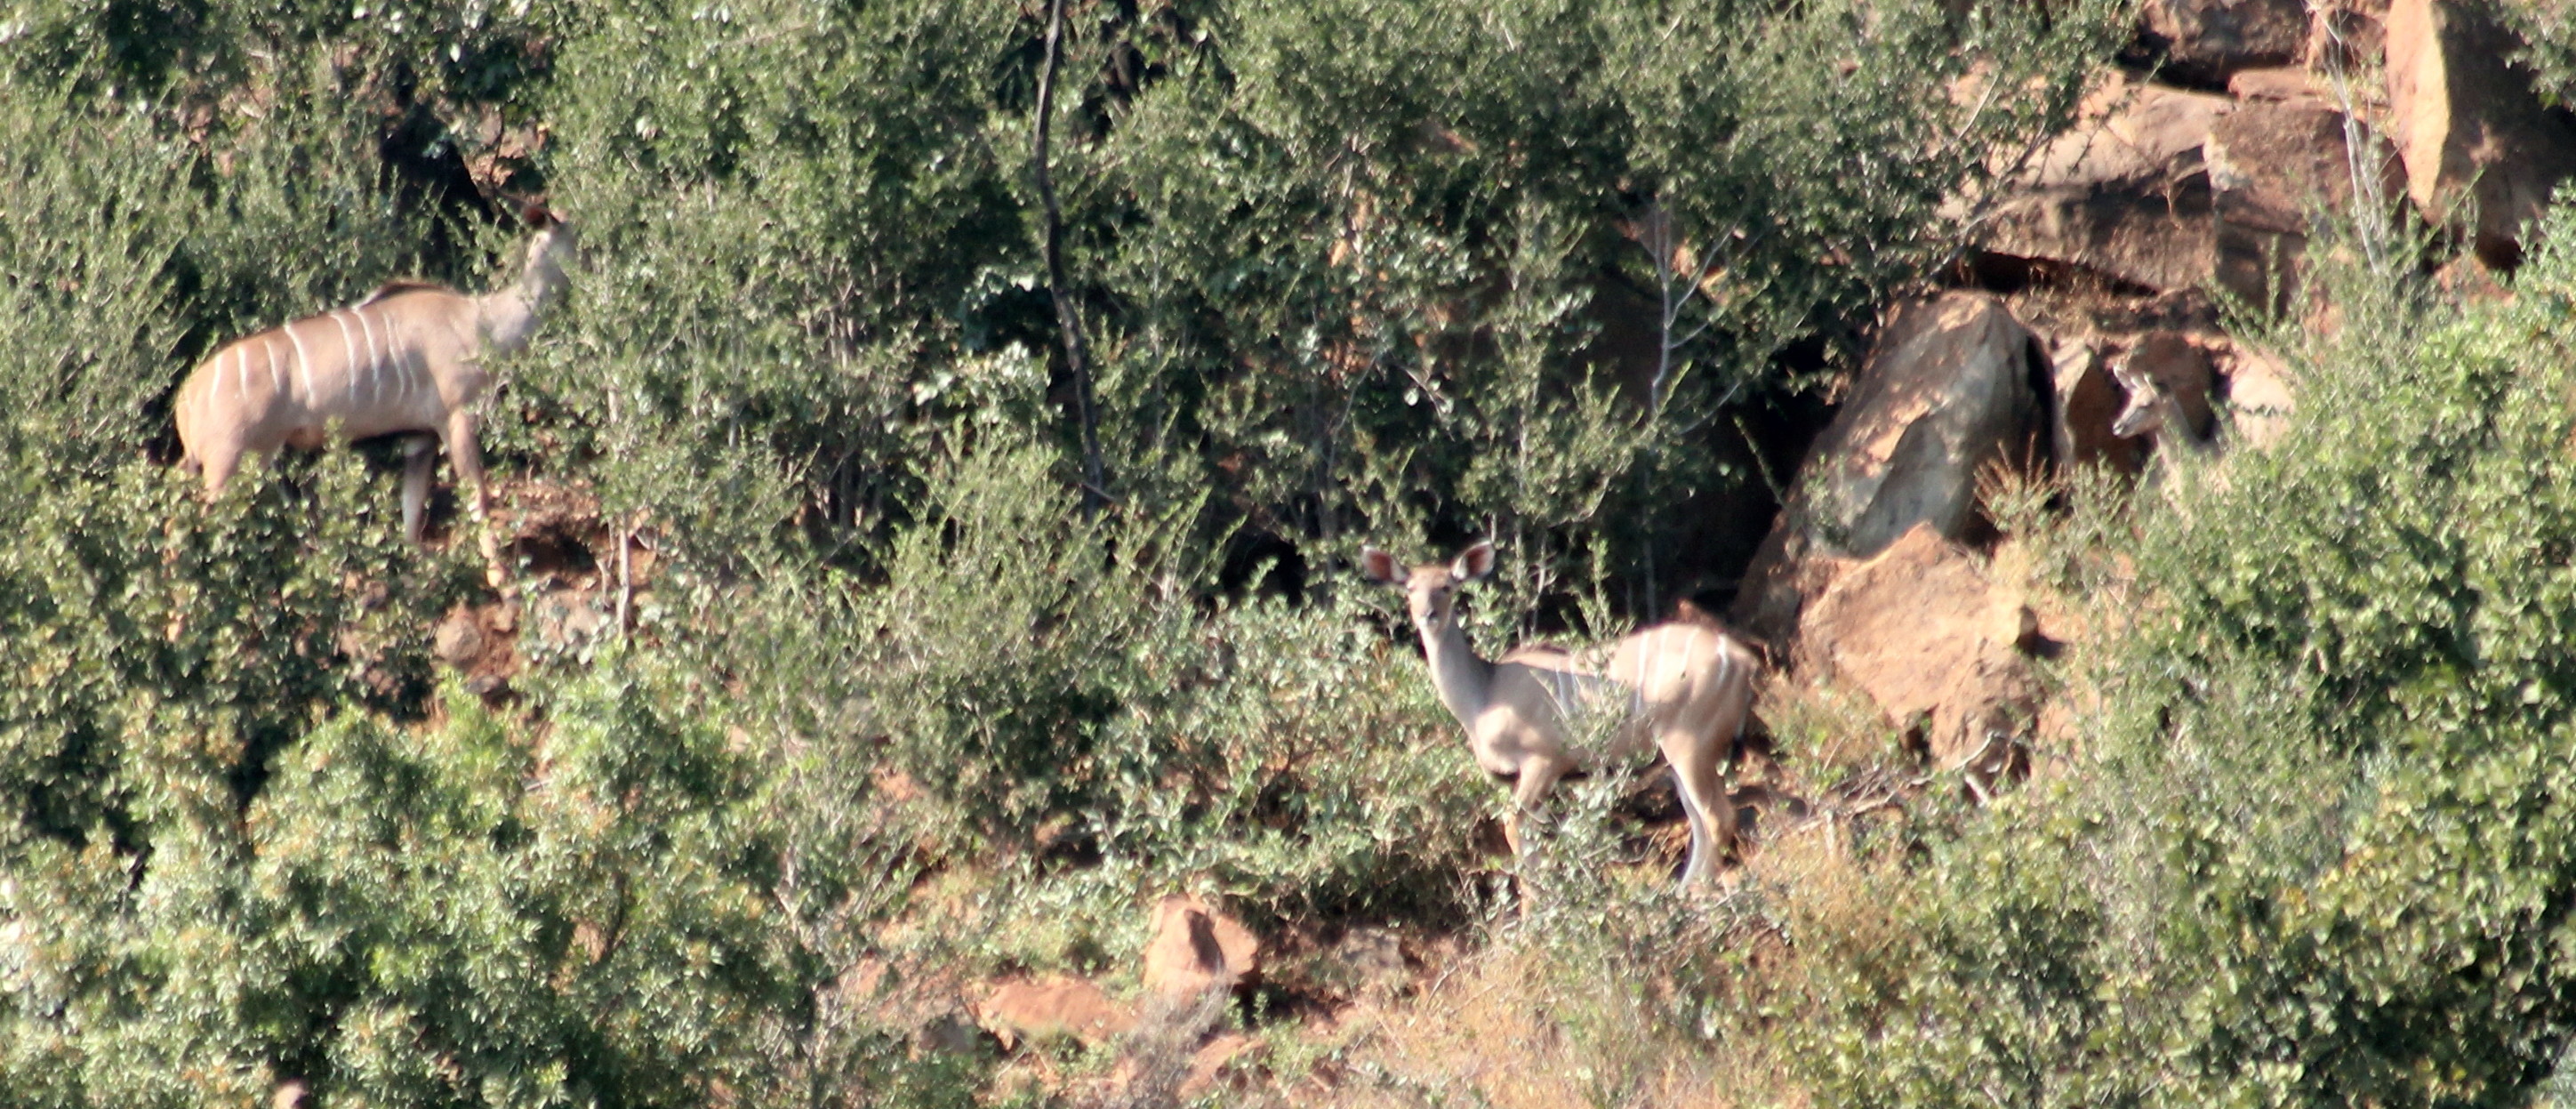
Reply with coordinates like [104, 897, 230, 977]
[1178, 1033, 1261, 1099]
[2141, 0, 2309, 83]
[2307, 0, 2391, 74]
[2215, 342, 2298, 449]
[973, 976, 1135, 1050]
[1141, 894, 1259, 999]
[1979, 78, 2233, 293]
[2384, 0, 2576, 269]
[1792, 525, 2039, 768]
[2226, 66, 2324, 102]
[431, 607, 484, 666]
[1731, 293, 2044, 642]
[2203, 95, 2403, 303]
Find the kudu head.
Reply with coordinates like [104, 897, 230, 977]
[1360, 541, 1497, 630]
[2110, 358, 2172, 439]
[520, 204, 581, 280]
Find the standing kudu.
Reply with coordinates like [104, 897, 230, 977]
[1361, 541, 1760, 889]
[173, 210, 578, 586]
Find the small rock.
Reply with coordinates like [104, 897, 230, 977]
[1321, 928, 1411, 1000]
[2225, 66, 2319, 101]
[431, 609, 483, 667]
[1142, 894, 1259, 999]
[912, 1012, 989, 1057]
[1178, 1033, 1262, 1099]
[1793, 525, 2039, 769]
[973, 976, 1134, 1051]
[2217, 342, 2298, 449]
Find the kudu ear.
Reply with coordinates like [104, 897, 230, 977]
[1359, 546, 1403, 586]
[1450, 540, 1497, 583]
[2110, 357, 2150, 393]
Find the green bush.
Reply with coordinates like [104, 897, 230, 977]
[0, 0, 2159, 1101]
[1794, 207, 2576, 1107]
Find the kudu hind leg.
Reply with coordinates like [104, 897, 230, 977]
[192, 435, 244, 497]
[1665, 731, 1737, 889]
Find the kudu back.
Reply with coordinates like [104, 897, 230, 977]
[1361, 541, 1759, 888]
[173, 212, 576, 584]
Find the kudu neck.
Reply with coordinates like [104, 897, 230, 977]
[1416, 610, 1496, 719]
[477, 234, 571, 354]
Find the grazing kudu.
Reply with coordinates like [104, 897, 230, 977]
[173, 211, 578, 586]
[1360, 541, 1760, 889]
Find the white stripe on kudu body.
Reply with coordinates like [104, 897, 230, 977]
[173, 213, 578, 589]
[1361, 541, 1761, 889]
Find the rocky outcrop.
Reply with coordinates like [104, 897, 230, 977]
[1732, 293, 2044, 640]
[2141, 0, 2310, 84]
[2307, 0, 2391, 74]
[1793, 525, 2040, 770]
[2205, 94, 2404, 303]
[1979, 78, 2233, 292]
[2383, 0, 2576, 269]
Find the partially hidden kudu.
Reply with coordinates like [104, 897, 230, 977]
[173, 209, 578, 585]
[1361, 541, 1761, 889]
[2110, 355, 2217, 457]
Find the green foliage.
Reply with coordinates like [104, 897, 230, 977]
[1084, 0, 2118, 598]
[839, 446, 1489, 952]
[0, 0, 2155, 1100]
[4, 670, 810, 1106]
[1794, 207, 2576, 1107]
[2499, 0, 2576, 108]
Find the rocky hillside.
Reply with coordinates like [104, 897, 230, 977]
[6, 0, 2576, 1106]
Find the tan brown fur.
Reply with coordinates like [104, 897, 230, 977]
[1361, 541, 1761, 888]
[173, 219, 576, 585]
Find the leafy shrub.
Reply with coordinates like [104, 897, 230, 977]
[1792, 208, 2576, 1107]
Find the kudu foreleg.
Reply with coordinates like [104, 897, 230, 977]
[400, 435, 436, 543]
[1505, 755, 1573, 861]
[444, 409, 508, 590]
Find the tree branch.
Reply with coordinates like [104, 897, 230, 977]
[1033, 0, 1107, 513]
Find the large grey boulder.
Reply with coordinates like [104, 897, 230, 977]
[1731, 293, 2045, 640]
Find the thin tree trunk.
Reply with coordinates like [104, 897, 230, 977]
[1033, 0, 1107, 512]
